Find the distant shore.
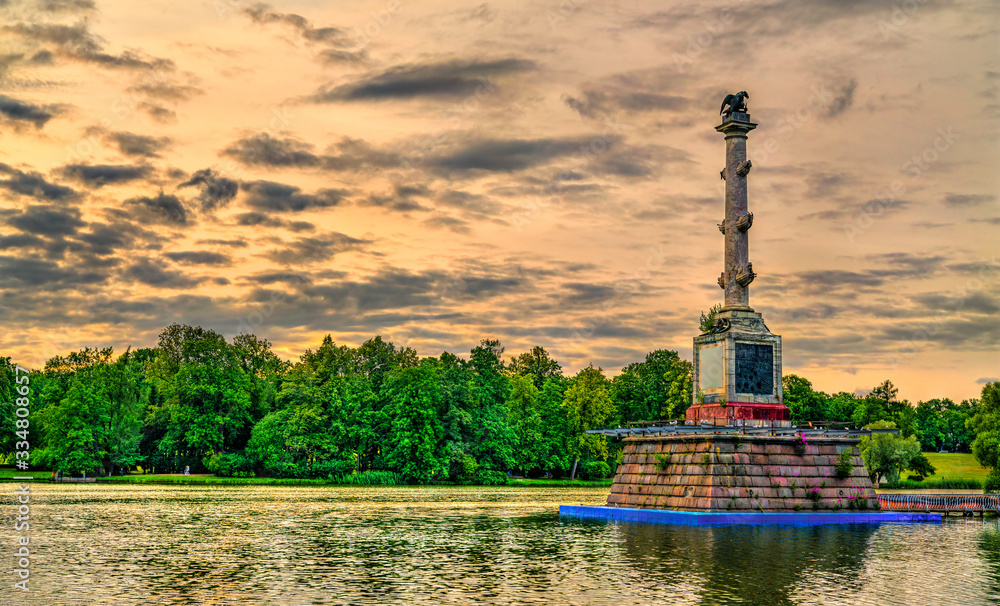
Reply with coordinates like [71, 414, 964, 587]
[0, 470, 614, 488]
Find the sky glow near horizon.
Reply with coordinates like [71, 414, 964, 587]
[0, 0, 997, 403]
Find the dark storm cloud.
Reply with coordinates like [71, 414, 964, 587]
[363, 190, 431, 213]
[222, 133, 321, 167]
[590, 144, 690, 178]
[0, 163, 80, 201]
[6, 205, 86, 236]
[303, 270, 460, 311]
[798, 198, 911, 222]
[103, 131, 171, 158]
[0, 94, 65, 128]
[565, 89, 691, 119]
[164, 251, 232, 266]
[221, 134, 398, 172]
[431, 137, 586, 173]
[178, 168, 238, 211]
[879, 318, 1000, 349]
[424, 214, 470, 233]
[632, 0, 946, 37]
[264, 233, 371, 264]
[241, 180, 349, 212]
[124, 258, 203, 288]
[793, 270, 887, 289]
[825, 79, 857, 118]
[124, 192, 188, 225]
[864, 253, 946, 279]
[240, 271, 315, 286]
[126, 82, 202, 102]
[0, 234, 45, 249]
[234, 211, 315, 232]
[58, 163, 153, 187]
[320, 49, 368, 64]
[139, 102, 177, 123]
[77, 223, 136, 256]
[311, 58, 535, 102]
[429, 136, 683, 178]
[38, 0, 96, 12]
[2, 22, 174, 71]
[244, 4, 347, 44]
[561, 282, 618, 304]
[322, 138, 399, 171]
[0, 255, 107, 291]
[943, 193, 996, 207]
[197, 238, 248, 248]
[912, 291, 1000, 315]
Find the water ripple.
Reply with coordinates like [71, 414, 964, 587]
[3, 485, 999, 605]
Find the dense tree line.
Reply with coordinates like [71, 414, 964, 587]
[0, 325, 690, 483]
[782, 375, 980, 453]
[0, 325, 995, 488]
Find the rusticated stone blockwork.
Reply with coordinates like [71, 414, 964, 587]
[607, 435, 878, 512]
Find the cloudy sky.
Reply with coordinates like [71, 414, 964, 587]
[0, 0, 997, 403]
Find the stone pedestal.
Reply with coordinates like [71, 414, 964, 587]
[687, 308, 788, 423]
[607, 435, 877, 512]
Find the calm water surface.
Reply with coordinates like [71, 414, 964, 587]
[4, 484, 1000, 605]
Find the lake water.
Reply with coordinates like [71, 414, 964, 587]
[5, 484, 1000, 605]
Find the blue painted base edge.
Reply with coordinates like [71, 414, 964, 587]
[559, 505, 941, 526]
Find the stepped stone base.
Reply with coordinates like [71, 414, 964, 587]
[608, 434, 878, 512]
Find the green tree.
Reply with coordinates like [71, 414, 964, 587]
[826, 391, 861, 423]
[468, 339, 516, 480]
[611, 350, 691, 423]
[859, 420, 921, 485]
[914, 398, 949, 451]
[564, 365, 616, 479]
[968, 381, 1000, 493]
[536, 376, 572, 476]
[783, 375, 827, 422]
[699, 303, 723, 333]
[149, 325, 252, 468]
[383, 359, 446, 483]
[0, 357, 17, 460]
[506, 375, 544, 474]
[507, 346, 562, 390]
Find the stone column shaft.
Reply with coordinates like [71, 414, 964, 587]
[716, 115, 757, 311]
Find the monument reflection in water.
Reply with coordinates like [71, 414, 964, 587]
[617, 521, 874, 603]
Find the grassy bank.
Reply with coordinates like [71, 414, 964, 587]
[1, 469, 614, 488]
[887, 453, 988, 490]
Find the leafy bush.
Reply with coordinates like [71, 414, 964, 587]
[474, 468, 509, 485]
[886, 477, 982, 490]
[699, 303, 723, 333]
[655, 453, 671, 472]
[334, 471, 405, 485]
[580, 461, 611, 480]
[448, 453, 479, 483]
[835, 448, 854, 479]
[984, 468, 1000, 494]
[203, 452, 254, 477]
[311, 458, 356, 480]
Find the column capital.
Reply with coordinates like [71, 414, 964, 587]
[715, 115, 758, 137]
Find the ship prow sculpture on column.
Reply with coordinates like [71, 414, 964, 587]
[685, 90, 789, 426]
[558, 92, 942, 524]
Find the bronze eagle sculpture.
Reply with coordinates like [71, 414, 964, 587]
[720, 91, 749, 117]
